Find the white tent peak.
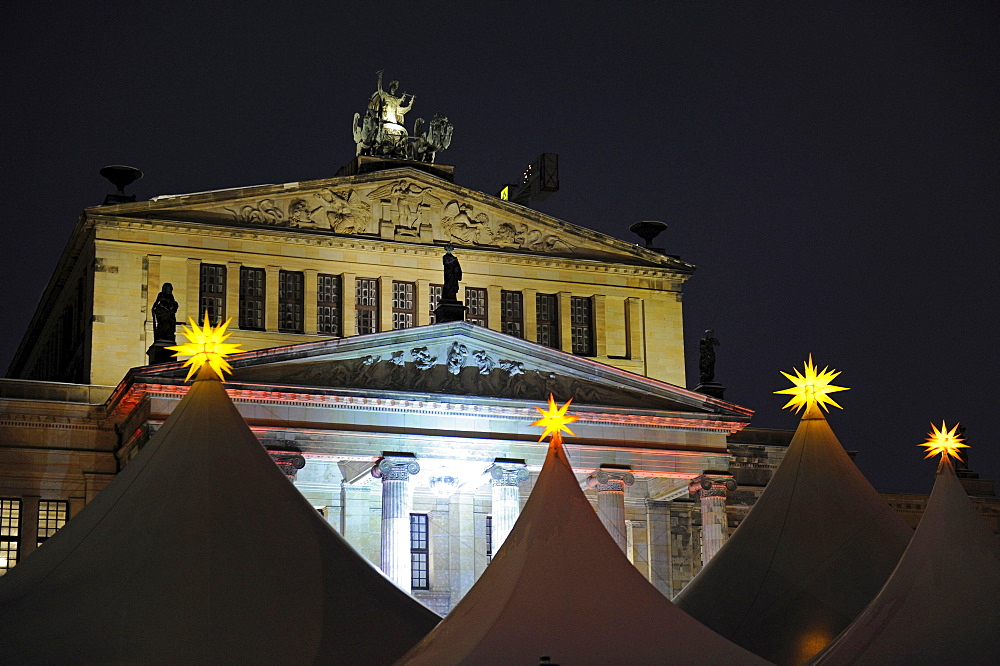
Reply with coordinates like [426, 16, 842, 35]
[0, 365, 439, 664]
[675, 402, 912, 665]
[811, 455, 1000, 664]
[399, 432, 769, 665]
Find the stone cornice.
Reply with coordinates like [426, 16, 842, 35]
[87, 213, 691, 283]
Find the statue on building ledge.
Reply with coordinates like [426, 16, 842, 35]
[434, 245, 467, 323]
[147, 283, 179, 365]
[695, 329, 726, 399]
[353, 70, 453, 163]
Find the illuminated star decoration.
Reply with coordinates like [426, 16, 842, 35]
[919, 421, 968, 462]
[530, 394, 579, 446]
[166, 314, 244, 381]
[773, 354, 849, 413]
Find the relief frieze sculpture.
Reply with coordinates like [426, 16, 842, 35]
[237, 342, 660, 408]
[210, 180, 575, 255]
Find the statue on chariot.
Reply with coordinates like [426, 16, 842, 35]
[353, 70, 453, 163]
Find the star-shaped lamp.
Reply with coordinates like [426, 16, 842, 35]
[919, 421, 968, 463]
[166, 314, 244, 381]
[530, 394, 578, 446]
[774, 354, 849, 414]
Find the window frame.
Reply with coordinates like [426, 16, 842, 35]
[570, 295, 595, 356]
[36, 499, 68, 547]
[0, 498, 21, 575]
[392, 280, 416, 330]
[536, 293, 559, 349]
[410, 513, 430, 590]
[317, 273, 342, 336]
[355, 277, 379, 335]
[199, 263, 226, 326]
[278, 270, 304, 333]
[500, 290, 524, 338]
[428, 284, 443, 324]
[239, 266, 266, 331]
[465, 287, 488, 327]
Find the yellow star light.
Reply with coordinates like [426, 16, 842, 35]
[920, 421, 968, 461]
[166, 314, 244, 381]
[530, 394, 579, 444]
[774, 354, 849, 413]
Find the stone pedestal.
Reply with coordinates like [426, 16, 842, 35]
[694, 382, 726, 400]
[434, 298, 467, 323]
[587, 468, 635, 553]
[688, 474, 737, 565]
[146, 340, 176, 365]
[489, 459, 528, 554]
[372, 454, 420, 592]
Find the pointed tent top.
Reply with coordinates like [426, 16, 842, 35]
[812, 429, 1000, 664]
[0, 348, 438, 663]
[774, 354, 849, 416]
[399, 395, 768, 664]
[676, 368, 910, 664]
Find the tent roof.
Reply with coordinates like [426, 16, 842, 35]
[399, 435, 769, 665]
[0, 369, 439, 664]
[674, 404, 913, 665]
[812, 457, 1000, 664]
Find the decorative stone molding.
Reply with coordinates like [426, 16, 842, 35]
[268, 451, 306, 480]
[587, 468, 636, 493]
[372, 455, 421, 481]
[489, 460, 530, 487]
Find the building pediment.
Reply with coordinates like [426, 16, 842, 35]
[94, 168, 691, 270]
[129, 322, 749, 419]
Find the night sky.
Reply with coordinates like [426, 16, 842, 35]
[2, 3, 997, 494]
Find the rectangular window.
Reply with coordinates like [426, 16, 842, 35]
[428, 284, 443, 324]
[465, 287, 488, 327]
[278, 270, 304, 333]
[199, 264, 226, 326]
[500, 291, 524, 338]
[536, 293, 559, 349]
[0, 499, 20, 575]
[392, 281, 416, 330]
[571, 296, 595, 355]
[356, 277, 379, 335]
[239, 267, 265, 330]
[317, 274, 342, 336]
[486, 515, 493, 562]
[36, 500, 68, 547]
[410, 513, 429, 590]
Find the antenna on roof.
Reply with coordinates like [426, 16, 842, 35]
[497, 153, 559, 206]
[100, 165, 143, 205]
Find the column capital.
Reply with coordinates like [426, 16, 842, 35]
[268, 451, 306, 480]
[372, 454, 420, 481]
[688, 474, 736, 497]
[489, 459, 529, 487]
[586, 468, 635, 493]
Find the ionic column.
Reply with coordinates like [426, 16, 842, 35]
[586, 468, 635, 553]
[488, 459, 528, 553]
[372, 454, 421, 591]
[688, 474, 737, 565]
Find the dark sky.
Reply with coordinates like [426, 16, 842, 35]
[2, 2, 997, 493]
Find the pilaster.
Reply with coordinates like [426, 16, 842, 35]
[522, 288, 537, 341]
[558, 291, 573, 354]
[626, 296, 644, 361]
[225, 261, 241, 323]
[416, 280, 431, 326]
[264, 265, 280, 332]
[303, 269, 318, 334]
[341, 272, 356, 335]
[593, 294, 607, 357]
[487, 285, 502, 332]
[379, 276, 394, 332]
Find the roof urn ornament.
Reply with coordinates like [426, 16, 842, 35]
[352, 70, 453, 162]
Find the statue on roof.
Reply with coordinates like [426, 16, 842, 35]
[352, 70, 453, 163]
[699, 329, 720, 385]
[151, 283, 178, 342]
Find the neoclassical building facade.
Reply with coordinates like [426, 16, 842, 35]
[0, 155, 775, 607]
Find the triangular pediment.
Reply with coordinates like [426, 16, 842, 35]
[133, 322, 748, 418]
[93, 167, 691, 269]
